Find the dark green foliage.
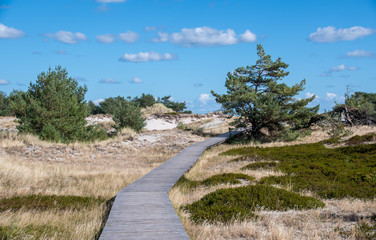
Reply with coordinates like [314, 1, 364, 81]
[113, 101, 145, 132]
[183, 185, 324, 224]
[133, 93, 155, 108]
[85, 125, 109, 142]
[212, 44, 318, 141]
[201, 173, 254, 186]
[0, 90, 26, 116]
[0, 91, 9, 116]
[0, 195, 105, 212]
[158, 95, 187, 112]
[87, 100, 104, 116]
[0, 225, 60, 240]
[223, 141, 376, 199]
[99, 96, 127, 115]
[241, 161, 277, 170]
[12, 66, 97, 143]
[346, 133, 376, 145]
[176, 173, 254, 189]
[100, 96, 145, 132]
[333, 91, 376, 125]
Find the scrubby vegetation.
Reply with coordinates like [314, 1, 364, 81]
[240, 161, 278, 170]
[223, 138, 376, 199]
[333, 91, 376, 126]
[183, 184, 324, 224]
[176, 173, 254, 189]
[0, 225, 61, 240]
[0, 195, 105, 212]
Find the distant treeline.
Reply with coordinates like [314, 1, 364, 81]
[87, 94, 191, 116]
[0, 91, 190, 117]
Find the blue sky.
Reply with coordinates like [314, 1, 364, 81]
[0, 0, 375, 113]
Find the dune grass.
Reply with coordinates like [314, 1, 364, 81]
[169, 126, 376, 239]
[223, 139, 376, 199]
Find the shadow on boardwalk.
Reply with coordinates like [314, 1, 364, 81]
[99, 131, 238, 240]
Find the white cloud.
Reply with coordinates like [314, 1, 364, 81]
[93, 98, 104, 105]
[46, 31, 87, 44]
[326, 92, 337, 100]
[346, 49, 375, 58]
[0, 79, 10, 85]
[239, 30, 257, 42]
[169, 27, 256, 47]
[309, 26, 375, 43]
[330, 64, 357, 72]
[132, 77, 143, 84]
[321, 64, 358, 77]
[153, 32, 169, 42]
[96, 0, 126, 2]
[0, 23, 24, 39]
[198, 93, 211, 104]
[119, 31, 139, 43]
[145, 26, 157, 32]
[119, 51, 177, 63]
[96, 34, 115, 43]
[99, 78, 120, 84]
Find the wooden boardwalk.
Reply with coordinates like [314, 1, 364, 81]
[99, 131, 237, 240]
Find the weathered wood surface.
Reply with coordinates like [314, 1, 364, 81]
[99, 131, 237, 240]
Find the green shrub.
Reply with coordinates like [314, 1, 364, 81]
[346, 133, 376, 145]
[241, 161, 277, 170]
[40, 123, 61, 142]
[200, 173, 254, 186]
[183, 185, 324, 224]
[100, 96, 145, 132]
[0, 225, 60, 240]
[133, 93, 156, 108]
[176, 173, 254, 189]
[222, 141, 376, 199]
[0, 195, 105, 212]
[85, 125, 108, 142]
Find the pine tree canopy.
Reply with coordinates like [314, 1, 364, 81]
[211, 44, 319, 139]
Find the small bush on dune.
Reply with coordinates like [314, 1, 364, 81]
[183, 184, 324, 224]
[176, 173, 254, 189]
[241, 161, 278, 170]
[0, 195, 105, 212]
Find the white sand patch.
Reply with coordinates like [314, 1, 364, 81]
[200, 118, 225, 129]
[145, 118, 177, 130]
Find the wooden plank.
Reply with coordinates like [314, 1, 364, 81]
[99, 131, 239, 240]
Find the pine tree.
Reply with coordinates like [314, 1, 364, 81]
[212, 44, 319, 139]
[15, 66, 89, 142]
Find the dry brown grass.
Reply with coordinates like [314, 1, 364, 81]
[141, 103, 174, 117]
[169, 125, 376, 240]
[0, 126, 205, 239]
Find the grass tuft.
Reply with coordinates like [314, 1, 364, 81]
[183, 184, 324, 224]
[0, 195, 105, 212]
[0, 225, 60, 240]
